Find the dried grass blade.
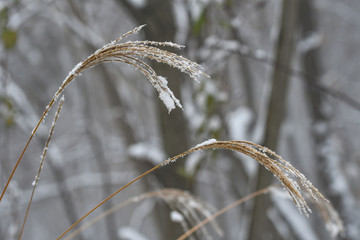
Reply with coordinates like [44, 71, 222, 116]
[57, 139, 332, 239]
[19, 96, 65, 240]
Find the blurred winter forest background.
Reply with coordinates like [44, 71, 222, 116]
[0, 0, 359, 239]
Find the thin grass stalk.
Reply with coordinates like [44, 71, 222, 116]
[57, 139, 329, 239]
[177, 184, 277, 240]
[19, 96, 65, 240]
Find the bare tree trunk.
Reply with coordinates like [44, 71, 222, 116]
[114, 0, 191, 187]
[112, 1, 193, 238]
[299, 1, 356, 239]
[248, 0, 299, 239]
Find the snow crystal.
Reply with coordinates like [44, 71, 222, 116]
[159, 91, 175, 113]
[170, 211, 184, 223]
[195, 138, 217, 148]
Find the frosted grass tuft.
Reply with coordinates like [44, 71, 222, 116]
[0, 25, 209, 203]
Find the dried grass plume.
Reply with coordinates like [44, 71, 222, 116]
[0, 25, 208, 202]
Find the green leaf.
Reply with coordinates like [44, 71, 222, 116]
[2, 28, 17, 49]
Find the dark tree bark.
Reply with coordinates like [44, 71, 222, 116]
[248, 0, 299, 239]
[113, 0, 191, 189]
[112, 1, 194, 238]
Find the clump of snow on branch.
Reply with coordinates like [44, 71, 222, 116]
[159, 91, 176, 113]
[194, 138, 217, 148]
[157, 76, 182, 113]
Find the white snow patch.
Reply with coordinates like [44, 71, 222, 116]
[226, 107, 253, 140]
[159, 91, 176, 113]
[118, 227, 149, 240]
[170, 211, 184, 223]
[158, 76, 182, 113]
[195, 138, 217, 148]
[128, 142, 165, 164]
